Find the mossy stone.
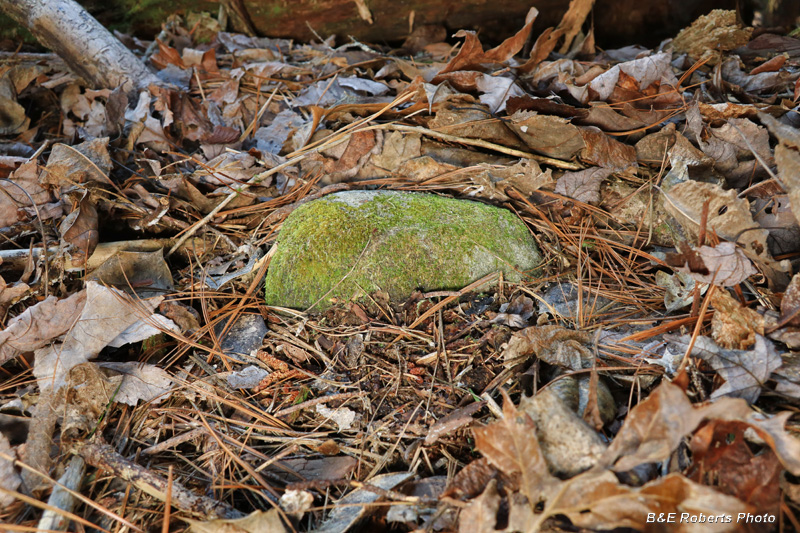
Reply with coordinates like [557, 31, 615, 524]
[264, 191, 542, 311]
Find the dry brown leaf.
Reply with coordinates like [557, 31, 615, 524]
[565, 52, 681, 108]
[579, 127, 637, 170]
[434, 7, 539, 78]
[0, 159, 55, 228]
[458, 479, 501, 533]
[508, 111, 585, 160]
[503, 325, 593, 370]
[44, 137, 113, 186]
[601, 379, 800, 475]
[150, 39, 185, 70]
[688, 420, 782, 513]
[428, 104, 526, 150]
[472, 391, 559, 506]
[555, 167, 613, 204]
[33, 281, 162, 392]
[0, 290, 87, 366]
[668, 334, 781, 403]
[59, 192, 99, 268]
[556, 471, 755, 531]
[186, 509, 288, 533]
[555, 0, 595, 54]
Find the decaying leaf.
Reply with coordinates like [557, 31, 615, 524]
[186, 509, 288, 532]
[457, 479, 501, 533]
[472, 391, 559, 506]
[313, 472, 415, 533]
[601, 380, 800, 475]
[434, 7, 539, 79]
[668, 334, 782, 403]
[33, 282, 162, 392]
[504, 325, 593, 370]
[688, 420, 782, 512]
[0, 432, 22, 508]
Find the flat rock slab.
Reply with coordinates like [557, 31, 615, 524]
[264, 191, 541, 311]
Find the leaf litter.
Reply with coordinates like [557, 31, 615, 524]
[1, 3, 800, 532]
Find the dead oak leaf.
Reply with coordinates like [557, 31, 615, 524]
[688, 420, 782, 512]
[434, 7, 539, 78]
[457, 479, 501, 533]
[472, 391, 559, 506]
[600, 379, 800, 475]
[557, 472, 755, 532]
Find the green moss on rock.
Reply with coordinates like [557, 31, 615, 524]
[264, 190, 542, 311]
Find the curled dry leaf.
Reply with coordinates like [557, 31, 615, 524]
[0, 290, 87, 366]
[688, 420, 782, 513]
[668, 334, 782, 403]
[43, 137, 113, 186]
[503, 325, 593, 370]
[555, 471, 756, 532]
[434, 7, 539, 78]
[457, 479, 501, 533]
[472, 391, 559, 506]
[33, 281, 162, 392]
[564, 52, 681, 108]
[600, 380, 800, 476]
[59, 192, 99, 268]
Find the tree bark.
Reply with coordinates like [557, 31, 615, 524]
[0, 0, 160, 91]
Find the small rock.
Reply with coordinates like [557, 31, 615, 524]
[264, 190, 542, 310]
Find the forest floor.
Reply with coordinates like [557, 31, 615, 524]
[2, 4, 800, 532]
